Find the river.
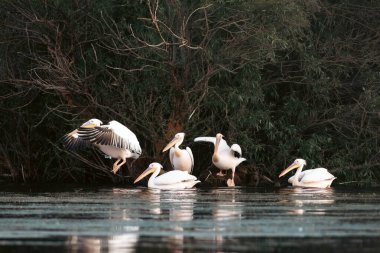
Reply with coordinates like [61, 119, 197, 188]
[0, 185, 379, 252]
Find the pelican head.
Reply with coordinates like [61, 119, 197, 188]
[134, 162, 162, 183]
[216, 133, 224, 139]
[81, 118, 103, 128]
[213, 133, 224, 154]
[162, 133, 185, 152]
[279, 158, 307, 178]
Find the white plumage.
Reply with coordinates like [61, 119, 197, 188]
[230, 144, 242, 157]
[279, 158, 336, 188]
[163, 133, 194, 174]
[194, 133, 246, 187]
[194, 136, 231, 153]
[134, 163, 200, 189]
[63, 118, 142, 174]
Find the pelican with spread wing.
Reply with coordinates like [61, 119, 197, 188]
[194, 133, 246, 187]
[162, 133, 194, 174]
[62, 119, 142, 174]
[134, 163, 200, 189]
[279, 158, 336, 188]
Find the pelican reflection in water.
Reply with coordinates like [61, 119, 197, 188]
[68, 188, 141, 253]
[133, 188, 197, 253]
[166, 189, 197, 253]
[211, 188, 243, 252]
[279, 187, 335, 216]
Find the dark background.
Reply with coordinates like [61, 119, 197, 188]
[0, 0, 379, 185]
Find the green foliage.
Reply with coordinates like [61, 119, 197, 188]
[0, 0, 379, 185]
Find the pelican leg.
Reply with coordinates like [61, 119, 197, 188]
[112, 158, 121, 174]
[227, 168, 236, 187]
[113, 159, 126, 174]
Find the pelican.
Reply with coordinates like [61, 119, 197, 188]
[279, 158, 336, 188]
[134, 163, 200, 189]
[162, 133, 194, 174]
[194, 133, 246, 187]
[62, 119, 142, 174]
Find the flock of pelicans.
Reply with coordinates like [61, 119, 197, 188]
[63, 119, 336, 189]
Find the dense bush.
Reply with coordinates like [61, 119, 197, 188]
[0, 0, 379, 185]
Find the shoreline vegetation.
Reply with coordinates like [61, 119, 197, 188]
[0, 0, 379, 186]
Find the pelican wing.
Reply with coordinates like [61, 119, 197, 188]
[62, 129, 91, 150]
[288, 172, 307, 184]
[78, 120, 142, 155]
[154, 170, 197, 185]
[169, 147, 175, 169]
[194, 137, 230, 153]
[230, 144, 242, 157]
[288, 174, 295, 184]
[300, 168, 335, 183]
[288, 170, 311, 183]
[186, 147, 194, 174]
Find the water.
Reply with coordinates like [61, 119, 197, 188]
[0, 186, 380, 252]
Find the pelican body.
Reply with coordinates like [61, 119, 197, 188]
[162, 133, 194, 174]
[279, 158, 336, 188]
[63, 119, 142, 174]
[134, 163, 200, 189]
[194, 133, 246, 187]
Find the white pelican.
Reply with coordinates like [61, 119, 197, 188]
[134, 163, 200, 189]
[279, 158, 336, 188]
[194, 133, 246, 187]
[162, 133, 194, 174]
[63, 119, 142, 174]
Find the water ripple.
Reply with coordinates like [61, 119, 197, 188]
[0, 186, 380, 252]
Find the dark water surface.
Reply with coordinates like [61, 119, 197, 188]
[0, 185, 380, 252]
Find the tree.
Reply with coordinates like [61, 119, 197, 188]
[0, 0, 379, 184]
